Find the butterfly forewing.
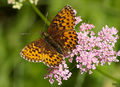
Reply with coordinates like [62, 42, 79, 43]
[20, 38, 63, 67]
[47, 5, 76, 35]
[47, 5, 78, 54]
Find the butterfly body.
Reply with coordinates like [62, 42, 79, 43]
[20, 5, 78, 67]
[42, 32, 63, 55]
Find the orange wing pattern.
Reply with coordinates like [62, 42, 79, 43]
[47, 5, 76, 36]
[20, 5, 78, 67]
[20, 38, 63, 67]
[47, 5, 77, 54]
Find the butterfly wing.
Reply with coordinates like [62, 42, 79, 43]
[47, 5, 76, 35]
[54, 30, 78, 54]
[20, 38, 63, 67]
[47, 5, 78, 54]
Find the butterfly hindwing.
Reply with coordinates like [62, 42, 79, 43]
[47, 5, 77, 54]
[53, 30, 78, 54]
[20, 38, 63, 67]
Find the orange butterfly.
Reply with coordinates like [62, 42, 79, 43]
[20, 5, 78, 67]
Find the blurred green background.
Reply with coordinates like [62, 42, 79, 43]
[0, 0, 120, 87]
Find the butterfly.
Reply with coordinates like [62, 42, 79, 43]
[20, 5, 78, 67]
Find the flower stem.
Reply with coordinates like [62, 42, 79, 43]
[70, 64, 76, 71]
[96, 68, 120, 82]
[30, 3, 50, 26]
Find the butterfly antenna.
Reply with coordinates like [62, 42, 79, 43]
[20, 32, 31, 36]
[44, 12, 48, 31]
[40, 12, 48, 35]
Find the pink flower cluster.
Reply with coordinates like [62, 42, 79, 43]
[44, 61, 72, 85]
[44, 11, 120, 85]
[69, 23, 120, 74]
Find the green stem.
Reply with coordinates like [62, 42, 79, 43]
[96, 68, 120, 82]
[30, 3, 50, 26]
[70, 64, 76, 71]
